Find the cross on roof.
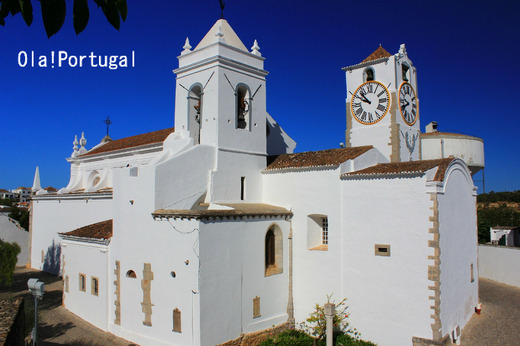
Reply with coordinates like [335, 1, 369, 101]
[104, 116, 113, 136]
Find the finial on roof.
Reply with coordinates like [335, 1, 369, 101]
[182, 37, 192, 55]
[32, 166, 42, 192]
[219, 0, 225, 19]
[72, 135, 79, 157]
[78, 132, 87, 155]
[251, 39, 261, 56]
[399, 43, 407, 55]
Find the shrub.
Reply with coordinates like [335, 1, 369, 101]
[0, 239, 21, 287]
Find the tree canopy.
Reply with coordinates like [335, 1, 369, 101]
[0, 0, 127, 38]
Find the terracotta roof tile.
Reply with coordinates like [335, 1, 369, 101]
[153, 203, 292, 220]
[44, 186, 57, 192]
[343, 158, 453, 181]
[265, 146, 373, 171]
[361, 46, 392, 63]
[81, 128, 174, 157]
[60, 220, 113, 239]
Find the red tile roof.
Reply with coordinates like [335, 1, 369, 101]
[265, 146, 373, 171]
[60, 220, 113, 239]
[343, 158, 454, 181]
[153, 203, 292, 220]
[81, 128, 175, 157]
[361, 46, 392, 63]
[44, 186, 57, 192]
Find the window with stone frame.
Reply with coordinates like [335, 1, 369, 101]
[91, 277, 99, 296]
[265, 224, 283, 276]
[79, 273, 86, 292]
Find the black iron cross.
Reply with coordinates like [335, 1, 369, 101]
[219, 0, 225, 19]
[104, 116, 113, 136]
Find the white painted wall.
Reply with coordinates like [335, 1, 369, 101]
[437, 162, 478, 338]
[0, 214, 29, 266]
[263, 168, 343, 326]
[421, 135, 484, 173]
[109, 166, 201, 346]
[341, 175, 434, 345]
[61, 241, 109, 331]
[198, 218, 290, 346]
[479, 245, 520, 288]
[30, 196, 112, 274]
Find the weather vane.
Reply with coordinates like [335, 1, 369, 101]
[219, 0, 225, 19]
[103, 116, 113, 136]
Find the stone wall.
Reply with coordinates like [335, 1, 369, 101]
[0, 297, 25, 345]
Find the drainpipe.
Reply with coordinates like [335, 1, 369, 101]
[287, 220, 295, 327]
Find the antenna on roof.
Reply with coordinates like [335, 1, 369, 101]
[219, 0, 225, 19]
[104, 116, 113, 136]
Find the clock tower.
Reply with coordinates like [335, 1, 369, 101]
[343, 44, 420, 162]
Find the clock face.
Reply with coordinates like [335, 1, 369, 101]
[351, 81, 390, 125]
[399, 82, 418, 125]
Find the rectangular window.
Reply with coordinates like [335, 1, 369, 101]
[253, 296, 261, 318]
[173, 308, 182, 333]
[240, 177, 246, 200]
[470, 263, 474, 283]
[79, 273, 86, 292]
[375, 244, 391, 256]
[321, 217, 329, 245]
[91, 277, 99, 296]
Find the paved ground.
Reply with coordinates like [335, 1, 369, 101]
[460, 278, 520, 345]
[2, 269, 519, 345]
[0, 268, 133, 345]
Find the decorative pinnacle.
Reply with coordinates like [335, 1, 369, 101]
[80, 132, 86, 148]
[73, 135, 79, 150]
[183, 37, 192, 51]
[251, 39, 261, 56]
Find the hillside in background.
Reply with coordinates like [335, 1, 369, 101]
[477, 191, 520, 243]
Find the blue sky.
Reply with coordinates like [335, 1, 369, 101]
[0, 0, 518, 193]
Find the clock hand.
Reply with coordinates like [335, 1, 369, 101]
[357, 94, 372, 104]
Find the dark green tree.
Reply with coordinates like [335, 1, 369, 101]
[0, 0, 127, 38]
[477, 205, 520, 243]
[0, 239, 21, 287]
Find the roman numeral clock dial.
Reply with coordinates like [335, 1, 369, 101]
[351, 81, 390, 125]
[399, 82, 419, 125]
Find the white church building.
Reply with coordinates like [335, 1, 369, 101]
[29, 19, 480, 346]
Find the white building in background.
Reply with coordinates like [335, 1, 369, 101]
[30, 19, 481, 346]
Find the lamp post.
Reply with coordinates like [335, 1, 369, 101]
[27, 278, 45, 346]
[324, 302, 335, 346]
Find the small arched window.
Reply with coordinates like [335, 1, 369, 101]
[364, 68, 375, 82]
[126, 270, 137, 278]
[188, 85, 202, 144]
[402, 64, 410, 82]
[236, 84, 251, 130]
[265, 224, 283, 276]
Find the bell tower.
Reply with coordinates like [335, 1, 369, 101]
[343, 44, 421, 162]
[173, 19, 268, 155]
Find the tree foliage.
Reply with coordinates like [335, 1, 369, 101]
[477, 204, 520, 243]
[0, 0, 127, 38]
[0, 239, 21, 287]
[299, 295, 360, 341]
[8, 206, 29, 231]
[478, 190, 520, 203]
[0, 198, 14, 207]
